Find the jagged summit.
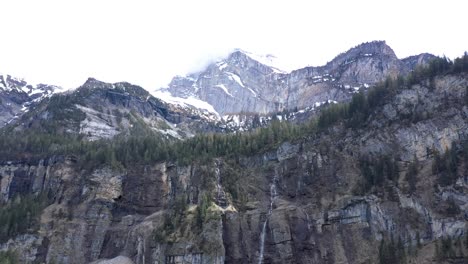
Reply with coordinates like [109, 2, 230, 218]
[343, 40, 395, 56]
[80, 77, 134, 90]
[77, 78, 164, 104]
[80, 77, 110, 90]
[325, 40, 397, 68]
[227, 49, 290, 73]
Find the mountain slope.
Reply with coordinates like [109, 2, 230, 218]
[0, 55, 467, 263]
[7, 77, 224, 141]
[160, 41, 435, 116]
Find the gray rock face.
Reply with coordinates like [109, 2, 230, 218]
[162, 41, 435, 115]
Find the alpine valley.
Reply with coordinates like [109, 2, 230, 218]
[0, 41, 467, 264]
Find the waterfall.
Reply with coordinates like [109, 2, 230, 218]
[214, 161, 227, 207]
[305, 211, 312, 231]
[258, 174, 278, 264]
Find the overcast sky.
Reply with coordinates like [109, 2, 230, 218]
[0, 0, 466, 90]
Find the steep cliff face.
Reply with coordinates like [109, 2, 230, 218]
[0, 72, 467, 263]
[161, 41, 435, 116]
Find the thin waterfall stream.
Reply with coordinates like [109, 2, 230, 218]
[258, 174, 278, 264]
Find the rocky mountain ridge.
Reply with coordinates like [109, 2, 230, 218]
[0, 41, 435, 136]
[160, 41, 435, 116]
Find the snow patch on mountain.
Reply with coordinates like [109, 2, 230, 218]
[152, 89, 220, 119]
[217, 61, 228, 71]
[245, 86, 257, 97]
[314, 100, 338, 107]
[225, 72, 245, 87]
[215, 84, 233, 97]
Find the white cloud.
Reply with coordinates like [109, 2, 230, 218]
[0, 0, 466, 90]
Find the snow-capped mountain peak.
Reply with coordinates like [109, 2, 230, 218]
[155, 48, 296, 117]
[0, 73, 64, 126]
